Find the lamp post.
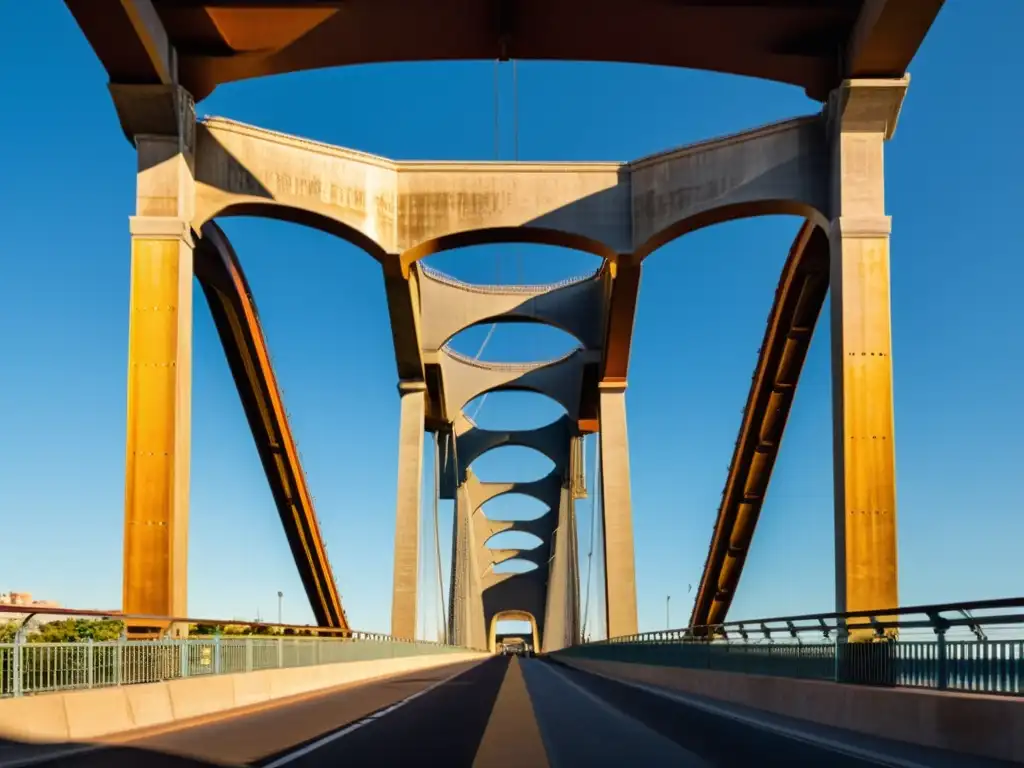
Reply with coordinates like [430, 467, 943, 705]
[666, 595, 671, 630]
[277, 591, 283, 626]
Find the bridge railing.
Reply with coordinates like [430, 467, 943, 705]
[0, 606, 463, 698]
[560, 597, 1024, 696]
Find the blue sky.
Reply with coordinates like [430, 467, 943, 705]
[1, 2, 1021, 638]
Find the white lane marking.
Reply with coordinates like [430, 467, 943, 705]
[565, 663, 938, 768]
[523, 660, 711, 767]
[260, 661, 485, 767]
[0, 662, 486, 768]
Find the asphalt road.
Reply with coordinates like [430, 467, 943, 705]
[3, 656, 1014, 767]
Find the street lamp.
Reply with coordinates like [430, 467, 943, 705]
[277, 591, 283, 626]
[666, 595, 671, 630]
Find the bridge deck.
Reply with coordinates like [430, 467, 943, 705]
[3, 657, 1011, 767]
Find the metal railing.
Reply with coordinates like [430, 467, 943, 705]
[558, 597, 1024, 696]
[0, 606, 465, 698]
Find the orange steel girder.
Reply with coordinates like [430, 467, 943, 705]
[194, 224, 349, 630]
[690, 221, 829, 631]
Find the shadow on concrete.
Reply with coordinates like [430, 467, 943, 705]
[0, 736, 240, 767]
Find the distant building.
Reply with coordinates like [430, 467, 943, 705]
[1, 591, 60, 609]
[0, 592, 63, 628]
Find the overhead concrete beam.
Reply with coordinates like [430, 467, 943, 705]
[844, 0, 946, 80]
[63, 2, 942, 104]
[627, 117, 828, 258]
[66, 0, 174, 86]
[189, 116, 830, 262]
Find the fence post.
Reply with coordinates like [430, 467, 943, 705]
[86, 638, 94, 689]
[12, 631, 22, 697]
[936, 628, 948, 691]
[213, 635, 221, 675]
[115, 634, 124, 686]
[180, 638, 190, 679]
[277, 636, 284, 669]
[245, 637, 253, 673]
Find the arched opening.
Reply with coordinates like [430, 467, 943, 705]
[446, 322, 582, 364]
[485, 531, 545, 551]
[199, 200, 387, 262]
[493, 559, 539, 574]
[192, 216, 394, 627]
[468, 445, 555, 484]
[481, 494, 550, 522]
[419, 241, 604, 286]
[463, 391, 568, 432]
[630, 214, 833, 624]
[489, 610, 540, 653]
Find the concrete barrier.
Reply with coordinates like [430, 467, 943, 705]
[0, 652, 485, 743]
[555, 657, 1024, 763]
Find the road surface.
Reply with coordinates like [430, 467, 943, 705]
[1, 656, 1012, 767]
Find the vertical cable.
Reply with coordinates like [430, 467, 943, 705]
[432, 433, 446, 642]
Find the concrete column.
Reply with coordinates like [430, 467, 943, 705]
[827, 78, 909, 630]
[460, 483, 488, 650]
[598, 382, 638, 637]
[390, 382, 426, 639]
[543, 481, 574, 652]
[120, 86, 196, 638]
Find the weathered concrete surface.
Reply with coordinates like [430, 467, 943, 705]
[192, 116, 828, 260]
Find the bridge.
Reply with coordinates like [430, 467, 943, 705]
[1, 1, 1021, 766]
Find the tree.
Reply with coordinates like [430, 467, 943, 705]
[23, 619, 124, 643]
[0, 621, 17, 643]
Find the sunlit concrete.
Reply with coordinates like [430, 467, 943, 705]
[81, 0, 938, 645]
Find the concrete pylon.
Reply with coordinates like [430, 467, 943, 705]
[598, 383, 638, 638]
[826, 77, 908, 634]
[390, 383, 426, 640]
[119, 84, 197, 639]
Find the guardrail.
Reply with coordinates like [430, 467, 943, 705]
[0, 606, 463, 698]
[559, 597, 1024, 696]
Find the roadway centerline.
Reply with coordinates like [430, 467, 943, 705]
[256, 660, 490, 767]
